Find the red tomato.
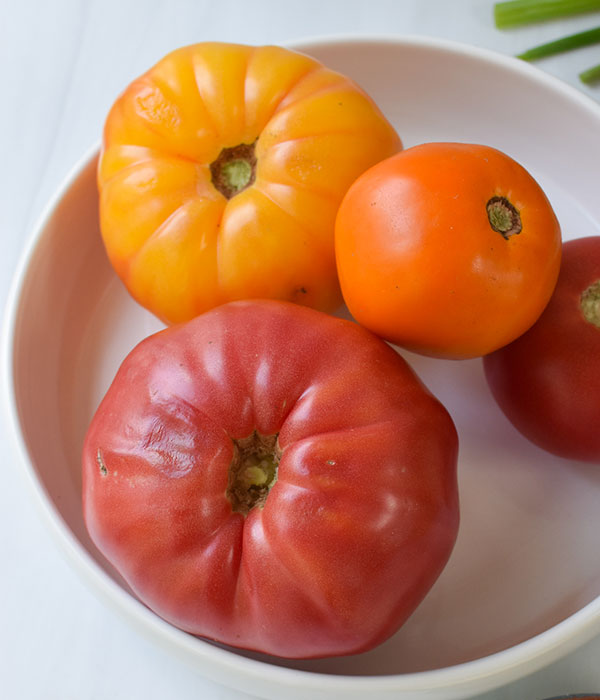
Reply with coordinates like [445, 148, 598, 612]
[82, 300, 459, 659]
[484, 237, 600, 462]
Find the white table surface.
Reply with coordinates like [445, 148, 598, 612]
[1, 1, 599, 698]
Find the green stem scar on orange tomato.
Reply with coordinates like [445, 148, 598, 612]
[486, 196, 522, 239]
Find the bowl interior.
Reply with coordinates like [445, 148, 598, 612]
[8, 37, 600, 683]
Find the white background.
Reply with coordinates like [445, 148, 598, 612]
[1, 1, 599, 698]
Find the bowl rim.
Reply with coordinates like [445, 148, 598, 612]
[3, 33, 600, 698]
[286, 32, 600, 120]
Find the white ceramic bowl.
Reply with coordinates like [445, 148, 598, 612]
[3, 35, 600, 700]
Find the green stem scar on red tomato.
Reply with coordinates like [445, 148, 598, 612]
[227, 431, 280, 514]
[484, 237, 600, 463]
[581, 280, 600, 327]
[82, 300, 459, 659]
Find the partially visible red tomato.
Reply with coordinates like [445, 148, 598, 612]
[484, 237, 600, 462]
[82, 300, 459, 659]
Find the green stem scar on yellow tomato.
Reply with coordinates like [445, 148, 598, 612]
[210, 142, 257, 200]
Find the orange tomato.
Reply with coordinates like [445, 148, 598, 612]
[98, 42, 401, 324]
[335, 142, 562, 359]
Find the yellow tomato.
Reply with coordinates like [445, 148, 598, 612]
[98, 42, 401, 323]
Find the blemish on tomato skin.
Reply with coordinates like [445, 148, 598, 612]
[97, 449, 108, 476]
[292, 286, 308, 302]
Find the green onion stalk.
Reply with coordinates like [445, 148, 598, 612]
[495, 0, 600, 28]
[580, 63, 600, 83]
[517, 26, 600, 59]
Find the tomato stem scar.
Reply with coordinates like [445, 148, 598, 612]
[227, 431, 280, 515]
[210, 141, 257, 199]
[486, 196, 522, 240]
[581, 280, 600, 328]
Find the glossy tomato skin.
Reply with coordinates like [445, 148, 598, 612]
[82, 300, 459, 659]
[98, 43, 401, 324]
[335, 142, 561, 359]
[484, 237, 600, 462]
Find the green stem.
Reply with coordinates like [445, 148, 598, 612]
[580, 62, 600, 83]
[222, 159, 253, 194]
[494, 0, 600, 28]
[517, 26, 600, 60]
[581, 280, 600, 327]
